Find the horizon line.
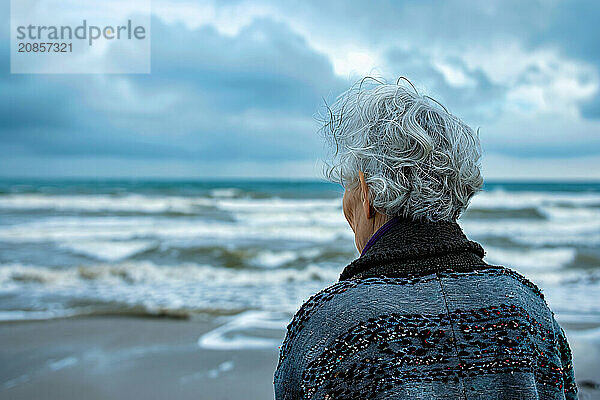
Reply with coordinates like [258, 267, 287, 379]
[1, 176, 600, 184]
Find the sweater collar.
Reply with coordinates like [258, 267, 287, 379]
[339, 216, 487, 281]
[360, 215, 402, 256]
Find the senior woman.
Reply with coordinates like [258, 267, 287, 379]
[273, 80, 577, 400]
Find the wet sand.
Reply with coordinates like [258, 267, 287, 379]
[0, 316, 279, 400]
[0, 317, 599, 400]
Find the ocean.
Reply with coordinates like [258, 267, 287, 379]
[1, 179, 599, 351]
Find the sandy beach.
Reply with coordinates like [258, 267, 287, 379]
[0, 316, 280, 400]
[0, 316, 598, 400]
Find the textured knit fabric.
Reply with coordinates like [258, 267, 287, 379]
[273, 217, 578, 400]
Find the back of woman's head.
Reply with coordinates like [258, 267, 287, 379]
[322, 77, 484, 222]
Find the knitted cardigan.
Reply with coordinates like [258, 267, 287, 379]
[274, 217, 578, 400]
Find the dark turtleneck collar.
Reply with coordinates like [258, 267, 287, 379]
[339, 216, 489, 281]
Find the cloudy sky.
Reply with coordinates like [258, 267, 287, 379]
[1, 0, 599, 179]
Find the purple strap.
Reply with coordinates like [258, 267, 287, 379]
[360, 216, 400, 256]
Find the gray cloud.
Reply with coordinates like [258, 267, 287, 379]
[385, 48, 506, 124]
[1, 16, 344, 163]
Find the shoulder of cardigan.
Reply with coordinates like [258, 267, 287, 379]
[339, 216, 487, 281]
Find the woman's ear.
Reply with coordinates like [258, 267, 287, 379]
[358, 171, 373, 219]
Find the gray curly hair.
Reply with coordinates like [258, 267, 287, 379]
[322, 78, 484, 222]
